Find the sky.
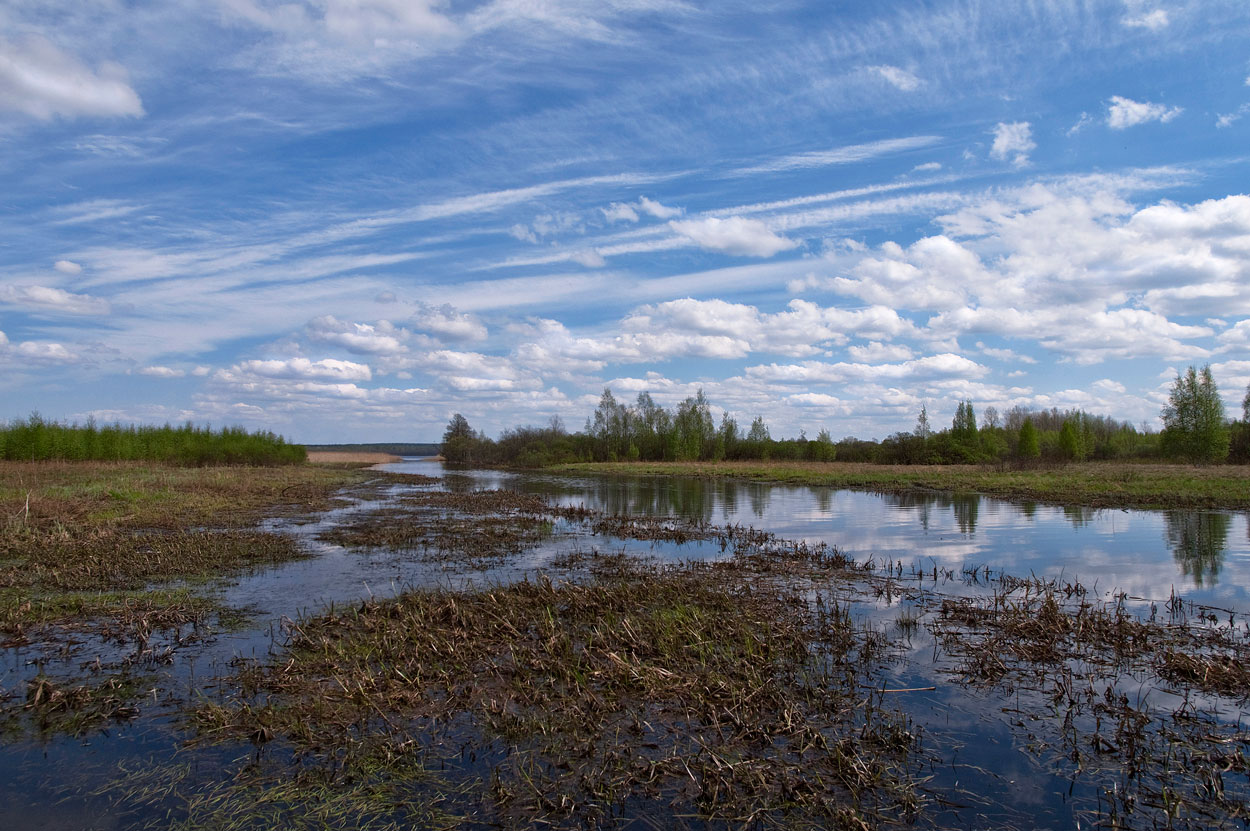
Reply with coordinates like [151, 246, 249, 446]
[1, 0, 1249, 444]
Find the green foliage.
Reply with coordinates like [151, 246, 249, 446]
[1160, 365, 1230, 464]
[1017, 419, 1041, 461]
[0, 415, 304, 465]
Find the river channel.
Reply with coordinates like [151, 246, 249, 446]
[2, 460, 1249, 829]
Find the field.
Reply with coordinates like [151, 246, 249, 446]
[552, 460, 1250, 510]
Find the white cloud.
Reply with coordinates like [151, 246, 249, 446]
[411, 304, 488, 341]
[54, 260, 83, 275]
[847, 342, 915, 362]
[139, 366, 186, 379]
[1107, 96, 1183, 129]
[989, 122, 1035, 167]
[11, 341, 79, 363]
[0, 285, 111, 315]
[1121, 6, 1169, 31]
[233, 358, 373, 382]
[601, 203, 639, 223]
[870, 64, 921, 91]
[912, 162, 942, 172]
[734, 136, 941, 176]
[0, 36, 143, 120]
[637, 196, 681, 219]
[308, 316, 409, 355]
[1216, 104, 1250, 128]
[0, 330, 7, 347]
[745, 353, 988, 385]
[601, 196, 680, 224]
[669, 216, 797, 257]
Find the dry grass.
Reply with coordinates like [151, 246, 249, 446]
[0, 461, 371, 634]
[306, 451, 402, 464]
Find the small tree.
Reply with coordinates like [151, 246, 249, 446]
[1017, 418, 1041, 462]
[915, 405, 932, 439]
[1161, 365, 1230, 464]
[1058, 419, 1086, 462]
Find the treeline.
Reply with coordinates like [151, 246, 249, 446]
[304, 442, 441, 457]
[0, 415, 306, 466]
[441, 390, 836, 467]
[839, 404, 1156, 465]
[442, 372, 1250, 469]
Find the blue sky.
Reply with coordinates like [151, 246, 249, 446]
[2, 0, 1249, 443]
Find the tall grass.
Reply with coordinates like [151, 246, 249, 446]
[0, 414, 305, 466]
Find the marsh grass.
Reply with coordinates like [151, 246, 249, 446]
[553, 461, 1250, 510]
[930, 581, 1250, 827]
[186, 548, 922, 829]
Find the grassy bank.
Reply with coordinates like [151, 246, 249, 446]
[551, 460, 1250, 510]
[0, 461, 371, 634]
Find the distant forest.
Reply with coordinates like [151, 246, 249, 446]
[305, 442, 441, 457]
[444, 372, 1250, 468]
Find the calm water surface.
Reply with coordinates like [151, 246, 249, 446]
[410, 461, 1250, 611]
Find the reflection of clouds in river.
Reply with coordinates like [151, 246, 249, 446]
[386, 462, 1250, 612]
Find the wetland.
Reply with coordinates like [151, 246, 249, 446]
[2, 458, 1250, 829]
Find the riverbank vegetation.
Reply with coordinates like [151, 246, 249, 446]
[550, 460, 1250, 510]
[442, 365, 1250, 470]
[0, 415, 305, 465]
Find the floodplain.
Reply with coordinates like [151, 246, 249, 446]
[1, 458, 1249, 829]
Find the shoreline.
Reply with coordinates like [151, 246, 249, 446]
[548, 459, 1250, 511]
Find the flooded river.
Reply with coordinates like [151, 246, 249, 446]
[3, 461, 1249, 829]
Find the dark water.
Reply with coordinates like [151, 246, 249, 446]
[3, 461, 1249, 828]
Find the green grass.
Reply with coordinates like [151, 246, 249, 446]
[550, 460, 1250, 510]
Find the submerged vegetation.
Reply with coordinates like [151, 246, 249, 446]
[0, 415, 305, 465]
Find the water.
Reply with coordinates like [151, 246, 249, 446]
[418, 462, 1250, 610]
[4, 460, 1250, 828]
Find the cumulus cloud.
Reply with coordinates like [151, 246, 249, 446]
[0, 285, 111, 315]
[54, 260, 83, 275]
[233, 357, 373, 382]
[669, 216, 797, 257]
[870, 64, 921, 91]
[745, 353, 988, 385]
[0, 36, 143, 120]
[6, 340, 80, 363]
[847, 342, 915, 362]
[989, 122, 1035, 167]
[1107, 96, 1183, 129]
[411, 304, 488, 341]
[308, 316, 408, 355]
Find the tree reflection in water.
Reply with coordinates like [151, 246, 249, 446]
[1164, 511, 1231, 588]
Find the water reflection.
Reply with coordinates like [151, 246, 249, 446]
[1062, 505, 1097, 528]
[1164, 511, 1231, 588]
[414, 463, 1245, 597]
